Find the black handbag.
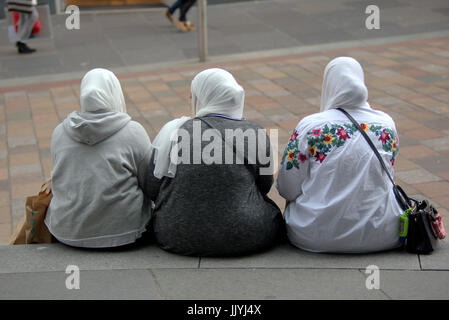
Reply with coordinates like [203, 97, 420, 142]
[405, 200, 438, 254]
[337, 108, 440, 254]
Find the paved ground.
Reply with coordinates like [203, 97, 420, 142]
[1, 32, 449, 245]
[0, 0, 449, 79]
[0, 0, 448, 300]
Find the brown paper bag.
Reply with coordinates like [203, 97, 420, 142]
[8, 179, 53, 245]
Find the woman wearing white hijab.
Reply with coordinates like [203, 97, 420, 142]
[45, 68, 154, 248]
[148, 68, 284, 256]
[152, 68, 246, 179]
[276, 57, 402, 253]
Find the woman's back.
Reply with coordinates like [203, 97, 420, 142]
[46, 113, 153, 248]
[278, 106, 402, 253]
[151, 116, 282, 256]
[45, 68, 154, 248]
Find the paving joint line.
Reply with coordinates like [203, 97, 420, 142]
[147, 269, 167, 299]
[1, 30, 448, 91]
[379, 288, 393, 300]
[356, 268, 393, 300]
[2, 96, 13, 236]
[0, 266, 430, 274]
[415, 253, 424, 271]
[26, 92, 46, 188]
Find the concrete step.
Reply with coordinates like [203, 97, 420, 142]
[0, 241, 448, 299]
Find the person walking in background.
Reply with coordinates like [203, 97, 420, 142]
[164, 0, 197, 32]
[165, 0, 182, 23]
[6, 0, 39, 54]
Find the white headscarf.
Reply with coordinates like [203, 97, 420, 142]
[80, 68, 126, 113]
[191, 68, 245, 118]
[320, 57, 370, 112]
[152, 68, 245, 179]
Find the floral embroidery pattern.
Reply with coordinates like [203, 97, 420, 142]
[282, 123, 399, 170]
[370, 126, 399, 166]
[281, 129, 308, 170]
[307, 123, 398, 165]
[307, 124, 356, 163]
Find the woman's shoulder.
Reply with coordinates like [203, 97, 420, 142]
[369, 109, 396, 127]
[293, 111, 332, 133]
[240, 118, 265, 130]
[120, 120, 152, 146]
[51, 121, 68, 142]
[124, 119, 144, 130]
[182, 116, 264, 131]
[218, 118, 268, 135]
[300, 108, 396, 129]
[118, 119, 152, 136]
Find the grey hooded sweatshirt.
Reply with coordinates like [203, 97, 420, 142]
[45, 111, 154, 248]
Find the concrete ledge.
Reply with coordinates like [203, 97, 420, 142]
[0, 242, 427, 274]
[0, 241, 448, 299]
[420, 240, 449, 271]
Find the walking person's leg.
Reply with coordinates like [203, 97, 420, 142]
[16, 7, 38, 54]
[175, 0, 196, 32]
[168, 0, 182, 14]
[179, 0, 196, 22]
[165, 0, 182, 23]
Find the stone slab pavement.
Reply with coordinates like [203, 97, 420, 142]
[0, 0, 449, 79]
[1, 33, 449, 245]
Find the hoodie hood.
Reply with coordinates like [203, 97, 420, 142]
[63, 111, 131, 146]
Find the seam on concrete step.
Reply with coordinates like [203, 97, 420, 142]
[147, 269, 167, 299]
[357, 269, 392, 300]
[0, 267, 427, 274]
[414, 254, 422, 272]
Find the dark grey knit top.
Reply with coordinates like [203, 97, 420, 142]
[147, 116, 284, 257]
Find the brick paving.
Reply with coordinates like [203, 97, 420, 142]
[1, 36, 449, 244]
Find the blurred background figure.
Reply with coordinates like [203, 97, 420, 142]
[6, 0, 39, 54]
[165, 0, 181, 22]
[165, 0, 196, 32]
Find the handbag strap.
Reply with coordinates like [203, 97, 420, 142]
[194, 116, 259, 179]
[336, 107, 395, 185]
[336, 108, 412, 210]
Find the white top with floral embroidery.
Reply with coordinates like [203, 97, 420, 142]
[276, 106, 403, 253]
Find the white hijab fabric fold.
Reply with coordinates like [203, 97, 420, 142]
[191, 68, 245, 118]
[80, 68, 127, 113]
[152, 68, 245, 179]
[320, 57, 370, 112]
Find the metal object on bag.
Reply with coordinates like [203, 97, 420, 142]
[398, 208, 411, 243]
